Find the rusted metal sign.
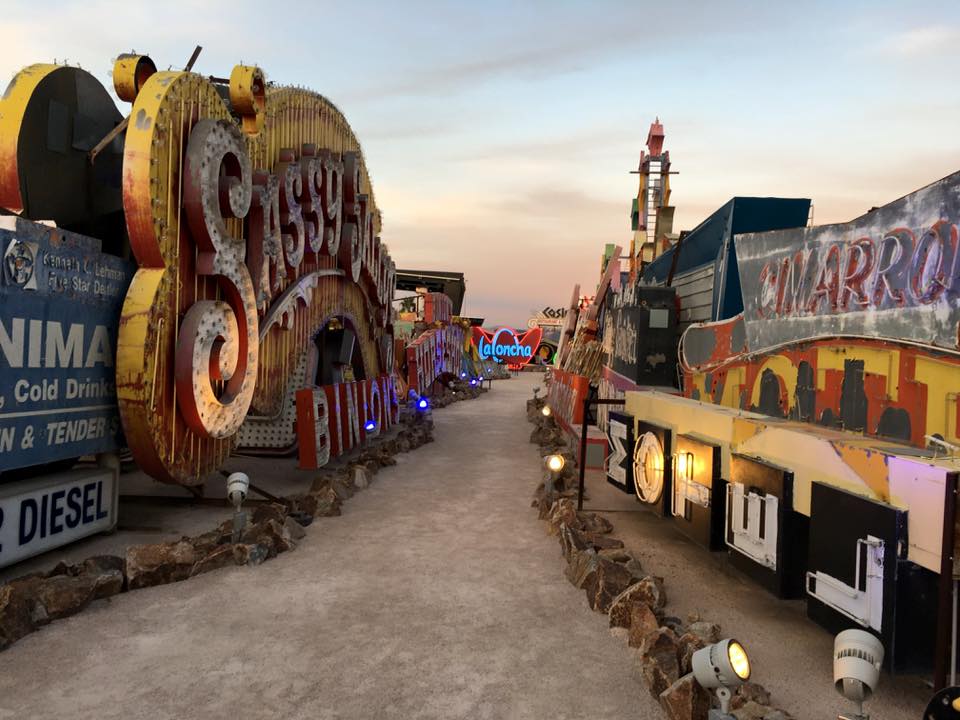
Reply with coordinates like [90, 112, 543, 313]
[0, 57, 396, 485]
[737, 170, 960, 354]
[113, 65, 395, 485]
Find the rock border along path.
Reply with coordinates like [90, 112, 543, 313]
[526, 394, 790, 720]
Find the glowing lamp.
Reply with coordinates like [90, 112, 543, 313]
[545, 454, 565, 473]
[676, 451, 694, 481]
[364, 420, 376, 432]
[460, 372, 467, 378]
[692, 639, 751, 716]
[417, 398, 429, 410]
[541, 405, 552, 417]
[470, 379, 478, 386]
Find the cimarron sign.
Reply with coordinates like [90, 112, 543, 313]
[737, 170, 960, 353]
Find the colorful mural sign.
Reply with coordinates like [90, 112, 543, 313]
[682, 172, 960, 448]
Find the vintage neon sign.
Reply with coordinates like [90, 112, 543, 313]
[545, 369, 589, 435]
[295, 375, 399, 469]
[105, 61, 395, 484]
[472, 327, 541, 367]
[407, 321, 465, 397]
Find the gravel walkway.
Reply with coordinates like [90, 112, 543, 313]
[0, 377, 655, 720]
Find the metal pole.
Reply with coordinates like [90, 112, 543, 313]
[935, 471, 958, 691]
[577, 395, 589, 511]
[952, 578, 958, 686]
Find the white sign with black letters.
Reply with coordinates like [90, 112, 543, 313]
[0, 466, 118, 568]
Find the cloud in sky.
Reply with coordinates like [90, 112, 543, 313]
[1, 1, 959, 326]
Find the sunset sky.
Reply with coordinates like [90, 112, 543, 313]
[2, 1, 959, 326]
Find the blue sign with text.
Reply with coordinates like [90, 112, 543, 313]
[0, 219, 133, 472]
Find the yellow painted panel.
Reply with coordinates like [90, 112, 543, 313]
[720, 366, 745, 408]
[832, 442, 891, 503]
[815, 345, 900, 402]
[914, 355, 960, 444]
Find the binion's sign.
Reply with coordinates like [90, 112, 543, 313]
[295, 375, 399, 469]
[473, 327, 541, 368]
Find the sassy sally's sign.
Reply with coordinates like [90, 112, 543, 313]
[473, 327, 541, 367]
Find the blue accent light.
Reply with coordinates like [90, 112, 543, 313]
[417, 398, 429, 410]
[364, 420, 376, 432]
[469, 379, 478, 386]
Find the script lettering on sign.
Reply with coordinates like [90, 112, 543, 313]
[473, 327, 541, 368]
[736, 171, 960, 354]
[115, 65, 395, 485]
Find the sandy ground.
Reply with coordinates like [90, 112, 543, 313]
[0, 373, 933, 719]
[0, 378, 657, 720]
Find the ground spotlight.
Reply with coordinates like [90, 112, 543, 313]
[417, 398, 429, 411]
[364, 420, 376, 432]
[226, 472, 250, 542]
[834, 629, 883, 720]
[470, 378, 478, 386]
[460, 371, 467, 378]
[691, 638, 750, 717]
[545, 454, 565, 473]
[541, 405, 552, 417]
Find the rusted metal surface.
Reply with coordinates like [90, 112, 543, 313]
[0, 56, 395, 486]
[112, 53, 157, 103]
[117, 71, 238, 485]
[737, 170, 960, 354]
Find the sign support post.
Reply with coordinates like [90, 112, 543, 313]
[576, 397, 625, 511]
